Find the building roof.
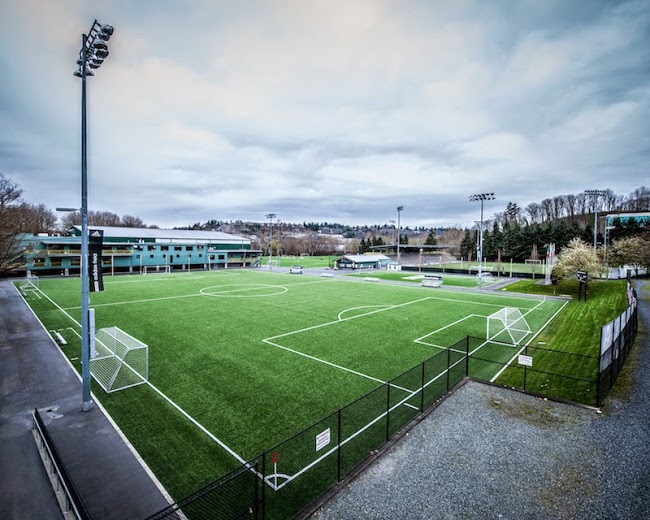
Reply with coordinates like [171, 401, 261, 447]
[338, 254, 391, 263]
[72, 226, 248, 243]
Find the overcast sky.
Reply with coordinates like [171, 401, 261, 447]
[1, 1, 648, 229]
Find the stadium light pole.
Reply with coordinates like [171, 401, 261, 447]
[396, 206, 404, 263]
[266, 213, 276, 270]
[74, 19, 114, 412]
[469, 193, 495, 290]
[585, 189, 606, 252]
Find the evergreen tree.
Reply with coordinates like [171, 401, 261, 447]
[424, 229, 437, 245]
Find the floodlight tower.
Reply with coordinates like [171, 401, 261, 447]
[469, 193, 495, 289]
[396, 206, 404, 263]
[73, 19, 114, 412]
[585, 189, 607, 252]
[266, 213, 276, 270]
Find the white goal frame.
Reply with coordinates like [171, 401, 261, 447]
[19, 274, 39, 292]
[487, 307, 531, 346]
[143, 265, 171, 275]
[90, 327, 148, 392]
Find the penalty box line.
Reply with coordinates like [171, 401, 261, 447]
[262, 296, 435, 390]
[33, 285, 251, 470]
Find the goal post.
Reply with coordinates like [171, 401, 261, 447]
[143, 265, 171, 275]
[19, 274, 39, 292]
[487, 307, 531, 346]
[91, 327, 148, 392]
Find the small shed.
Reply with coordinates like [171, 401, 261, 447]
[334, 254, 391, 270]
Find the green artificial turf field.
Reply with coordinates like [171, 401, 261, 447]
[20, 269, 567, 498]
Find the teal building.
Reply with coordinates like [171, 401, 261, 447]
[22, 226, 261, 275]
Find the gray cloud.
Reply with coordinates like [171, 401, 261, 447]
[1, 0, 648, 229]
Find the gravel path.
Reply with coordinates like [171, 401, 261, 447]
[314, 280, 649, 520]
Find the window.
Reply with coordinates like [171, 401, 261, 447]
[147, 245, 156, 251]
[161, 245, 169, 251]
[186, 246, 194, 251]
[174, 246, 182, 251]
[150, 254, 154, 259]
[218, 255, 225, 260]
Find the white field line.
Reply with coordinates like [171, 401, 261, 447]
[262, 339, 386, 385]
[490, 299, 570, 383]
[271, 377, 434, 490]
[265, 296, 434, 343]
[414, 314, 482, 346]
[30, 286, 251, 471]
[337, 305, 393, 321]
[144, 381, 250, 467]
[262, 297, 435, 387]
[64, 292, 204, 310]
[13, 284, 175, 505]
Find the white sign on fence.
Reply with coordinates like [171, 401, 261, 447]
[518, 355, 533, 367]
[316, 428, 331, 451]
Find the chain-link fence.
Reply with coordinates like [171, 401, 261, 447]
[146, 299, 639, 520]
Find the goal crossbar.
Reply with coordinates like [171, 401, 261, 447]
[487, 307, 531, 346]
[91, 327, 148, 392]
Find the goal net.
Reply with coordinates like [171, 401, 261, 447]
[19, 274, 39, 292]
[143, 265, 171, 275]
[487, 307, 531, 346]
[91, 327, 148, 392]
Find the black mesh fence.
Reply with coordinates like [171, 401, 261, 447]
[146, 301, 639, 520]
[597, 303, 639, 405]
[146, 462, 260, 520]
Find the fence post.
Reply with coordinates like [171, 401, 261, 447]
[523, 345, 528, 392]
[261, 451, 266, 520]
[465, 336, 470, 377]
[337, 409, 342, 482]
[386, 382, 391, 442]
[254, 460, 259, 520]
[420, 361, 425, 412]
[446, 347, 451, 391]
[596, 328, 603, 407]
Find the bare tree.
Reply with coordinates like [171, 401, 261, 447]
[120, 215, 145, 228]
[524, 202, 542, 225]
[8, 203, 57, 234]
[565, 194, 577, 221]
[540, 198, 553, 221]
[0, 173, 22, 215]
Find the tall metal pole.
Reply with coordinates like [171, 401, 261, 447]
[469, 193, 495, 290]
[80, 34, 92, 411]
[478, 199, 484, 289]
[396, 206, 404, 263]
[585, 189, 606, 253]
[266, 213, 275, 270]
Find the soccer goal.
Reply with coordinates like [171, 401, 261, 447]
[143, 265, 171, 275]
[487, 307, 531, 346]
[19, 274, 39, 293]
[90, 327, 148, 392]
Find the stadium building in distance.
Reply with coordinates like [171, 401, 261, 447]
[21, 226, 261, 276]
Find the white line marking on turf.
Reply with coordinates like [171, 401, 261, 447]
[337, 305, 393, 321]
[490, 299, 570, 383]
[64, 292, 204, 310]
[31, 285, 250, 469]
[145, 381, 249, 466]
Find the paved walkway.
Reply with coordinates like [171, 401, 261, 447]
[0, 279, 171, 520]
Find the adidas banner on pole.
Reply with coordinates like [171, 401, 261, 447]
[89, 229, 104, 292]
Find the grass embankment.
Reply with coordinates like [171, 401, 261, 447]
[496, 278, 629, 404]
